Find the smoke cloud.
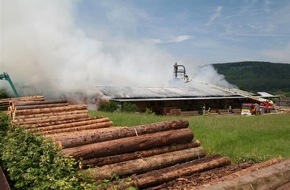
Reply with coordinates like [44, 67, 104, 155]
[0, 0, 232, 98]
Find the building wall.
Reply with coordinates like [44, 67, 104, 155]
[121, 98, 244, 115]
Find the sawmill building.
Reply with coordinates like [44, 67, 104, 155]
[97, 83, 262, 115]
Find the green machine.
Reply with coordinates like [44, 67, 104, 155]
[0, 72, 19, 97]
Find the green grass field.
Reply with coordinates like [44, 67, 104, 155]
[90, 111, 290, 163]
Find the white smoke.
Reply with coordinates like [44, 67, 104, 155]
[191, 64, 236, 88]
[0, 0, 233, 98]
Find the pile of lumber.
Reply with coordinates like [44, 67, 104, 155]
[6, 96, 232, 189]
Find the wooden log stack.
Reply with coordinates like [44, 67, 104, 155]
[8, 97, 113, 135]
[0, 96, 45, 111]
[4, 96, 232, 189]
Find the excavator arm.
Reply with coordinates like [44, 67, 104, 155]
[0, 72, 19, 97]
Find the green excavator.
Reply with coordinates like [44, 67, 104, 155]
[0, 72, 19, 97]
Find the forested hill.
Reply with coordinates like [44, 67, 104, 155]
[212, 61, 290, 95]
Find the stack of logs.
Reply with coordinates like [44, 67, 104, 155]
[9, 97, 113, 136]
[0, 96, 44, 111]
[7, 96, 231, 189]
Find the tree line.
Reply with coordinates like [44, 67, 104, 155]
[212, 61, 290, 96]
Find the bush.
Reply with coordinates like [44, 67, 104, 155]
[0, 113, 96, 190]
[0, 112, 10, 158]
[99, 101, 119, 112]
[145, 108, 155, 115]
[0, 88, 9, 99]
[236, 153, 271, 164]
[121, 102, 139, 113]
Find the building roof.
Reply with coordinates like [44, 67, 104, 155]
[97, 81, 253, 102]
[256, 92, 275, 98]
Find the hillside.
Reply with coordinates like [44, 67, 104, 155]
[212, 61, 290, 95]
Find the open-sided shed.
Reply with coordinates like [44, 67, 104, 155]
[97, 82, 259, 115]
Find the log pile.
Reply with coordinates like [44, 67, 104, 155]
[0, 96, 44, 111]
[6, 96, 233, 189]
[8, 98, 113, 135]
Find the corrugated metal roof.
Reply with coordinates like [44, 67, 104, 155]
[257, 92, 275, 97]
[109, 96, 244, 102]
[97, 81, 249, 101]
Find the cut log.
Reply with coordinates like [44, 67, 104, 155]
[46, 126, 125, 142]
[2, 96, 45, 111]
[20, 117, 93, 128]
[56, 120, 189, 148]
[14, 104, 87, 116]
[85, 146, 206, 180]
[13, 113, 89, 125]
[134, 156, 231, 189]
[133, 120, 188, 133]
[27, 117, 110, 131]
[14, 103, 69, 110]
[12, 99, 67, 107]
[34, 121, 113, 135]
[201, 158, 290, 190]
[81, 141, 201, 168]
[211, 157, 283, 184]
[8, 96, 45, 103]
[111, 155, 231, 189]
[14, 110, 89, 120]
[61, 128, 194, 159]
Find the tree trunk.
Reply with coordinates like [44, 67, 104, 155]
[34, 121, 113, 135]
[61, 128, 194, 159]
[56, 120, 189, 148]
[8, 96, 45, 103]
[12, 99, 67, 107]
[84, 147, 205, 180]
[21, 117, 93, 128]
[133, 120, 188, 133]
[4, 96, 45, 112]
[133, 156, 231, 189]
[13, 113, 89, 125]
[216, 157, 283, 182]
[27, 117, 110, 131]
[14, 104, 87, 116]
[14, 103, 69, 110]
[110, 156, 231, 189]
[14, 110, 89, 120]
[202, 158, 290, 190]
[81, 141, 201, 168]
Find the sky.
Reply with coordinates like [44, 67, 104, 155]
[1, 0, 290, 97]
[75, 0, 290, 64]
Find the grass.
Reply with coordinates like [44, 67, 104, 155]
[89, 111, 290, 163]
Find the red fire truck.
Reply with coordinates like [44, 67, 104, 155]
[241, 101, 274, 116]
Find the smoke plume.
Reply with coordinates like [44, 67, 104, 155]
[0, 0, 232, 98]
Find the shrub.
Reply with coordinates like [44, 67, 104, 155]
[145, 108, 155, 115]
[0, 112, 10, 158]
[121, 102, 139, 113]
[0, 114, 96, 190]
[236, 153, 271, 164]
[0, 88, 9, 99]
[99, 101, 119, 112]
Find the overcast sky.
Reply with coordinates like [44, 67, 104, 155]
[75, 0, 290, 64]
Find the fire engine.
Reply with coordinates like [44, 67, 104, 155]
[241, 101, 274, 116]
